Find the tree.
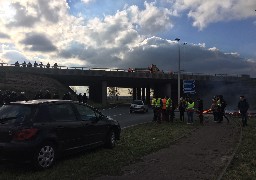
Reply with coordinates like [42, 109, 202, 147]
[108, 87, 120, 97]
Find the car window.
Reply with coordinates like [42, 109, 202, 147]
[48, 104, 77, 122]
[75, 104, 97, 121]
[133, 100, 143, 105]
[34, 105, 51, 122]
[0, 105, 32, 124]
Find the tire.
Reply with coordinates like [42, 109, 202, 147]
[33, 142, 56, 169]
[130, 110, 133, 113]
[105, 130, 116, 149]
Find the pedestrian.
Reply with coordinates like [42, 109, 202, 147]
[238, 95, 249, 127]
[152, 96, 157, 121]
[82, 93, 88, 103]
[186, 98, 195, 124]
[17, 92, 28, 101]
[210, 97, 218, 122]
[34, 61, 38, 67]
[166, 96, 172, 122]
[53, 92, 60, 99]
[154, 96, 162, 123]
[161, 96, 167, 122]
[77, 93, 83, 103]
[179, 97, 186, 122]
[217, 95, 229, 123]
[44, 90, 51, 99]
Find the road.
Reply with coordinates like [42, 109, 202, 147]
[101, 105, 153, 128]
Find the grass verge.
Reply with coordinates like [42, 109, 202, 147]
[0, 122, 195, 180]
[223, 117, 256, 179]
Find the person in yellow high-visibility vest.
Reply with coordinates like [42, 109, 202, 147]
[151, 96, 157, 121]
[166, 96, 171, 122]
[186, 98, 195, 124]
[155, 97, 162, 123]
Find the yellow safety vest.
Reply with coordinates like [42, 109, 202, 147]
[187, 102, 195, 110]
[166, 98, 172, 108]
[151, 98, 156, 107]
[156, 98, 161, 108]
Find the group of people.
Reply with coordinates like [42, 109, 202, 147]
[151, 95, 204, 125]
[14, 61, 56, 69]
[0, 89, 89, 106]
[152, 94, 250, 127]
[151, 96, 175, 124]
[210, 95, 229, 123]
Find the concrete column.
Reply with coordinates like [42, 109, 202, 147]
[142, 87, 145, 101]
[89, 81, 107, 105]
[146, 86, 150, 105]
[133, 87, 137, 100]
[101, 81, 107, 106]
[137, 88, 141, 100]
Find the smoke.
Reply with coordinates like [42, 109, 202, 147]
[196, 80, 256, 111]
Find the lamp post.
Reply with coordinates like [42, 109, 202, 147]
[175, 38, 181, 105]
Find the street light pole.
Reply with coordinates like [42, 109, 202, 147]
[175, 38, 181, 105]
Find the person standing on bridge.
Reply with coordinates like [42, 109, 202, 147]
[238, 95, 249, 127]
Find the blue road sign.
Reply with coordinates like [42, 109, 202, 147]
[183, 80, 195, 93]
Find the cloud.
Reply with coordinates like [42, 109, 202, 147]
[127, 2, 173, 34]
[6, 2, 39, 27]
[172, 0, 256, 30]
[81, 0, 94, 5]
[20, 32, 57, 52]
[0, 0, 255, 78]
[0, 32, 10, 39]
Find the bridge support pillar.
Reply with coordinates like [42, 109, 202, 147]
[137, 88, 141, 100]
[89, 81, 107, 105]
[142, 88, 145, 101]
[146, 86, 150, 105]
[133, 88, 137, 100]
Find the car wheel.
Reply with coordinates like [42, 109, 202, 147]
[130, 110, 132, 113]
[33, 142, 56, 169]
[105, 130, 116, 149]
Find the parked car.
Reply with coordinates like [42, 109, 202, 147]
[130, 100, 148, 113]
[0, 100, 121, 169]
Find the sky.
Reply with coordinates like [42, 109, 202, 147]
[0, 0, 256, 77]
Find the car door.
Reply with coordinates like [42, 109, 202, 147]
[47, 103, 84, 151]
[74, 104, 109, 146]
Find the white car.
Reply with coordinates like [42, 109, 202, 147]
[130, 100, 148, 113]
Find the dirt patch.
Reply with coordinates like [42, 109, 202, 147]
[97, 116, 241, 180]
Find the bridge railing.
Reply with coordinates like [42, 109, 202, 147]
[0, 64, 250, 80]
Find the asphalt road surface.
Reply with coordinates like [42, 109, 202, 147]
[101, 105, 153, 128]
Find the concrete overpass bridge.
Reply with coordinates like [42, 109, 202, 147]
[0, 66, 252, 106]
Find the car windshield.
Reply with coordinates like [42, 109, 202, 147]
[0, 105, 32, 124]
[132, 100, 143, 105]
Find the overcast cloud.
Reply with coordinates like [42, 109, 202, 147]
[0, 0, 255, 76]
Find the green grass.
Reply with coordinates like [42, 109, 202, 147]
[223, 117, 256, 180]
[0, 122, 195, 180]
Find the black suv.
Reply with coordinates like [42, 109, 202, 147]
[0, 100, 121, 169]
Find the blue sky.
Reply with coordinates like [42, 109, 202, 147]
[0, 0, 256, 76]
